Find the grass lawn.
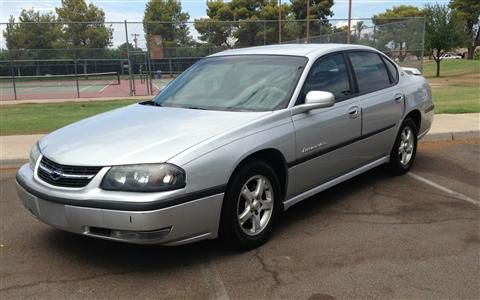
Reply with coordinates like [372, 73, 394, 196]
[431, 85, 479, 113]
[424, 59, 479, 113]
[0, 100, 137, 136]
[423, 59, 480, 78]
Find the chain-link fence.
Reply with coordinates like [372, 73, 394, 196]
[0, 17, 425, 101]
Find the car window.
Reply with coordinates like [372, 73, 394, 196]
[153, 55, 307, 112]
[383, 57, 399, 83]
[348, 52, 391, 93]
[301, 53, 351, 103]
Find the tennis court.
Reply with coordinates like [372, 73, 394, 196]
[0, 72, 172, 101]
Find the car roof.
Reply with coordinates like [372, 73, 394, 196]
[208, 43, 377, 59]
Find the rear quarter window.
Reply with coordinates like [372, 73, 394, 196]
[383, 57, 399, 83]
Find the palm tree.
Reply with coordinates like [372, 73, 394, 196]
[354, 21, 367, 39]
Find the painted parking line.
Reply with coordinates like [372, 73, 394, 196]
[408, 172, 480, 207]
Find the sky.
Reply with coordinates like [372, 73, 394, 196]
[0, 0, 450, 48]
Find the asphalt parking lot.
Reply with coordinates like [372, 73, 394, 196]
[1, 139, 479, 299]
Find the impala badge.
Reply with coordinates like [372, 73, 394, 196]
[302, 142, 327, 153]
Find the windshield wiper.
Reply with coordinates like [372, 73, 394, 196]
[139, 100, 164, 107]
[182, 105, 207, 110]
[155, 103, 207, 110]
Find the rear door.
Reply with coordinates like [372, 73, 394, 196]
[347, 51, 404, 160]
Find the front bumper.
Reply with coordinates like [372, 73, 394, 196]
[16, 165, 224, 245]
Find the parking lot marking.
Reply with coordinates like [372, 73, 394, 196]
[408, 172, 480, 207]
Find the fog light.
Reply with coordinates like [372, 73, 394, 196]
[110, 228, 172, 242]
[85, 226, 172, 243]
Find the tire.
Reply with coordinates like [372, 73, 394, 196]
[220, 160, 282, 250]
[388, 118, 418, 175]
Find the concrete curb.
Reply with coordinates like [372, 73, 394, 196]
[420, 130, 479, 142]
[1, 130, 478, 169]
[0, 159, 28, 170]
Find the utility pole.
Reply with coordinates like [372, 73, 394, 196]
[278, 0, 282, 43]
[131, 33, 140, 49]
[306, 0, 310, 43]
[347, 0, 352, 43]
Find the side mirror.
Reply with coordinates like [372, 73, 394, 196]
[292, 91, 335, 115]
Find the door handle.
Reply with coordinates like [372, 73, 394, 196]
[348, 106, 360, 119]
[394, 93, 404, 102]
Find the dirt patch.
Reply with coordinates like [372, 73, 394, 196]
[428, 73, 480, 88]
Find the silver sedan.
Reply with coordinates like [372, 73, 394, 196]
[16, 44, 434, 249]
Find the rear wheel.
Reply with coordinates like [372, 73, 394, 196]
[389, 118, 418, 175]
[221, 161, 281, 250]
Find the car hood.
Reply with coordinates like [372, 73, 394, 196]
[39, 104, 269, 166]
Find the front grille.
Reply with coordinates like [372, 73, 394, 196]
[37, 156, 102, 188]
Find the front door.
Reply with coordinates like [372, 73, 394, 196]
[290, 53, 362, 196]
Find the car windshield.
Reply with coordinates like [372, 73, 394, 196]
[153, 55, 307, 111]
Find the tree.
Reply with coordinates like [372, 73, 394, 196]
[449, 0, 480, 59]
[143, 0, 192, 51]
[323, 25, 348, 43]
[56, 0, 113, 68]
[194, 0, 235, 49]
[194, 0, 270, 48]
[117, 42, 143, 53]
[372, 5, 424, 62]
[353, 20, 367, 40]
[56, 0, 112, 49]
[424, 4, 465, 77]
[229, 0, 271, 47]
[290, 0, 334, 39]
[3, 11, 63, 52]
[3, 9, 64, 75]
[194, 0, 330, 48]
[3, 16, 22, 55]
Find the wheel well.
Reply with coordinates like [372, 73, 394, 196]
[405, 110, 421, 132]
[231, 149, 288, 198]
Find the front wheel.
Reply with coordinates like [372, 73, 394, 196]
[388, 118, 418, 175]
[220, 161, 281, 250]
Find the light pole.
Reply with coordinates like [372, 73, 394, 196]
[347, 0, 352, 43]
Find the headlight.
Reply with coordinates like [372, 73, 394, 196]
[29, 143, 41, 170]
[101, 164, 186, 192]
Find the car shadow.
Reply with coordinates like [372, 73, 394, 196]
[278, 166, 391, 228]
[43, 165, 393, 271]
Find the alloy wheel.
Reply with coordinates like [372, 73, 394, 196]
[398, 126, 414, 166]
[237, 175, 274, 236]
